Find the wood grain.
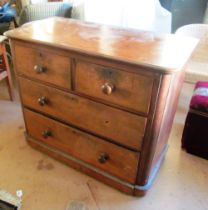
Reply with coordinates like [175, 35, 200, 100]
[75, 60, 153, 114]
[24, 108, 139, 183]
[26, 135, 137, 195]
[150, 70, 185, 171]
[7, 18, 197, 195]
[19, 77, 146, 150]
[14, 43, 71, 89]
[5, 17, 198, 73]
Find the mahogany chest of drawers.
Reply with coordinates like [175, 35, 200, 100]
[5, 17, 197, 196]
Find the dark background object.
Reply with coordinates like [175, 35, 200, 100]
[159, 0, 208, 32]
[159, 0, 172, 12]
[182, 111, 208, 160]
[171, 0, 208, 32]
[0, 200, 18, 210]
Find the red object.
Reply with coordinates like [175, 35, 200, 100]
[190, 81, 208, 112]
[182, 81, 208, 159]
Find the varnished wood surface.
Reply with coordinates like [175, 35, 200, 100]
[150, 71, 185, 172]
[2, 83, 208, 206]
[137, 70, 185, 185]
[135, 74, 163, 185]
[19, 77, 146, 150]
[24, 109, 139, 183]
[5, 17, 198, 73]
[7, 18, 199, 195]
[75, 60, 154, 114]
[26, 135, 137, 195]
[14, 42, 72, 90]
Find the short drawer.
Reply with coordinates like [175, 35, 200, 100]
[14, 43, 71, 89]
[19, 77, 146, 150]
[74, 60, 154, 114]
[24, 109, 139, 183]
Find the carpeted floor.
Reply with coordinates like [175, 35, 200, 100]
[0, 81, 208, 210]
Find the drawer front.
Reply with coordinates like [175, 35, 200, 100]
[14, 44, 71, 89]
[75, 60, 154, 114]
[19, 77, 146, 150]
[24, 109, 139, 183]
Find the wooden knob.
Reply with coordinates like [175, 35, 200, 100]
[38, 96, 48, 106]
[101, 83, 114, 95]
[98, 153, 109, 164]
[42, 129, 52, 139]
[34, 65, 46, 73]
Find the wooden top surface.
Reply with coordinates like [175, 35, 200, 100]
[5, 17, 198, 73]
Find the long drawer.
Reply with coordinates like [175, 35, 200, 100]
[24, 108, 139, 183]
[14, 43, 71, 89]
[75, 60, 154, 114]
[19, 77, 146, 150]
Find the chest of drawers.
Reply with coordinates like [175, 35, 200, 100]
[5, 17, 198, 196]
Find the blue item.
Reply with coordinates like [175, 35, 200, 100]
[0, 2, 16, 23]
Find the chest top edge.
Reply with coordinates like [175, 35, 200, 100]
[5, 18, 198, 74]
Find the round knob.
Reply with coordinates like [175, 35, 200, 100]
[98, 153, 109, 164]
[42, 129, 52, 139]
[34, 65, 46, 74]
[38, 96, 48, 106]
[101, 83, 115, 95]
